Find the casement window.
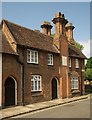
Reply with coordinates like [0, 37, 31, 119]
[27, 49, 38, 64]
[71, 77, 78, 89]
[75, 58, 79, 68]
[62, 56, 67, 66]
[69, 57, 71, 67]
[48, 53, 53, 65]
[31, 75, 42, 92]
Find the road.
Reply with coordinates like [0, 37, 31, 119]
[11, 98, 90, 118]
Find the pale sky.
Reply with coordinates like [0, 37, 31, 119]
[1, 2, 91, 58]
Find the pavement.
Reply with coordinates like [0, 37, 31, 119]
[0, 94, 90, 120]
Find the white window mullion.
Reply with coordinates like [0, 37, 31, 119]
[27, 49, 38, 64]
[51, 54, 53, 65]
[48, 53, 53, 65]
[69, 57, 71, 67]
[62, 56, 67, 66]
[71, 77, 78, 89]
[40, 80, 41, 91]
[75, 58, 79, 68]
[30, 50, 32, 63]
[37, 80, 38, 91]
[27, 50, 31, 63]
[31, 75, 42, 92]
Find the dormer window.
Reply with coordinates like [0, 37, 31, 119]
[27, 49, 38, 64]
[48, 53, 53, 65]
[75, 58, 79, 68]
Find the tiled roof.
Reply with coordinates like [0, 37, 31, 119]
[68, 43, 87, 59]
[1, 19, 86, 59]
[0, 30, 18, 55]
[3, 19, 59, 54]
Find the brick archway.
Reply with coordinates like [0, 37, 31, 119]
[51, 78, 58, 99]
[5, 76, 17, 107]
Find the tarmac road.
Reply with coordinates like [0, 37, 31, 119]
[11, 98, 90, 118]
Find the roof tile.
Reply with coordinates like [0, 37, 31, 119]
[4, 19, 59, 54]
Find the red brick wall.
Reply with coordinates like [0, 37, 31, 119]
[69, 57, 85, 96]
[2, 47, 85, 107]
[2, 53, 22, 108]
[59, 35, 69, 98]
[21, 48, 60, 104]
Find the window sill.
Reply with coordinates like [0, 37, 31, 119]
[27, 63, 39, 68]
[48, 65, 54, 69]
[69, 66, 71, 68]
[31, 91, 43, 97]
[62, 65, 67, 67]
[72, 90, 80, 93]
[48, 64, 54, 66]
[27, 62, 38, 65]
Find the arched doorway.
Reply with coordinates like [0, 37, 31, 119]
[5, 77, 17, 107]
[52, 78, 58, 99]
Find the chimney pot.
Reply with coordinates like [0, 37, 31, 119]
[41, 21, 52, 36]
[65, 22, 75, 45]
[52, 12, 68, 36]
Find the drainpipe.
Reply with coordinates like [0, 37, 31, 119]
[0, 53, 2, 110]
[80, 59, 83, 95]
[21, 53, 25, 106]
[17, 46, 25, 106]
[22, 64, 25, 106]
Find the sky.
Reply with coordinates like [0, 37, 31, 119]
[0, 2, 91, 57]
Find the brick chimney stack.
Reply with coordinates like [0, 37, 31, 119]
[41, 21, 52, 36]
[52, 12, 68, 37]
[65, 22, 75, 45]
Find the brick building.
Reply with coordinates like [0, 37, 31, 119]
[0, 12, 86, 109]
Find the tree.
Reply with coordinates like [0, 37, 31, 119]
[85, 57, 92, 69]
[85, 68, 92, 81]
[74, 41, 84, 51]
[85, 57, 92, 81]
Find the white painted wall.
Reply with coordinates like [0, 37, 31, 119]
[0, 53, 2, 109]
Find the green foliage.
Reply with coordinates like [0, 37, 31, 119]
[51, 34, 55, 37]
[85, 57, 92, 81]
[85, 68, 92, 81]
[74, 41, 84, 51]
[85, 57, 92, 69]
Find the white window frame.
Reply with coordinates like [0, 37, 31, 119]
[71, 77, 78, 89]
[75, 58, 79, 68]
[27, 49, 38, 64]
[48, 53, 53, 66]
[31, 75, 42, 92]
[69, 57, 71, 67]
[62, 56, 67, 66]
